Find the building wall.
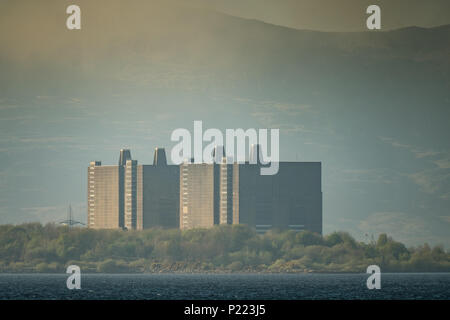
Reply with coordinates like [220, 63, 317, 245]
[232, 163, 240, 224]
[180, 163, 216, 229]
[234, 162, 322, 234]
[124, 160, 138, 230]
[219, 163, 233, 224]
[178, 161, 322, 233]
[87, 163, 123, 229]
[137, 165, 179, 229]
[87, 150, 322, 234]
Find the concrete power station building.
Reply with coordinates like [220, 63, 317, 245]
[88, 148, 179, 230]
[88, 147, 322, 234]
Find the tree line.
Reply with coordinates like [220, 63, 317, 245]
[0, 223, 448, 273]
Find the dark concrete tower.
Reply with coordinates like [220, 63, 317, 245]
[119, 149, 132, 166]
[153, 147, 167, 166]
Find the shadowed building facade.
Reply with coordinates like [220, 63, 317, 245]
[232, 162, 322, 234]
[137, 148, 179, 229]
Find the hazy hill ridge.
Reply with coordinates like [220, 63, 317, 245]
[0, 0, 449, 247]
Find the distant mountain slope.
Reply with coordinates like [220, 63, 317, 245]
[0, 0, 449, 247]
[1, 0, 449, 96]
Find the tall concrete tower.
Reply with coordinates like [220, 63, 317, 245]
[87, 160, 124, 229]
[153, 147, 167, 166]
[119, 149, 132, 166]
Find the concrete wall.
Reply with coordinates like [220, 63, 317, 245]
[234, 162, 322, 234]
[137, 165, 179, 229]
[88, 164, 123, 229]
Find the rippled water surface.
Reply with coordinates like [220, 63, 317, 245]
[0, 273, 449, 300]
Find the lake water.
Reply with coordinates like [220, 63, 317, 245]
[0, 273, 449, 300]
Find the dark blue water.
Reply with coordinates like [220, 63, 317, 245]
[0, 273, 449, 300]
